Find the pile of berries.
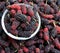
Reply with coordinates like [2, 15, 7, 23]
[0, 0, 60, 53]
[5, 4, 38, 37]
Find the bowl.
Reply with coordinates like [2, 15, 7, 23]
[1, 3, 41, 40]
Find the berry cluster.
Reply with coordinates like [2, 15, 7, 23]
[5, 4, 38, 37]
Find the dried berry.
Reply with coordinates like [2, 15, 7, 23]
[27, 7, 34, 16]
[18, 49, 24, 53]
[23, 46, 29, 53]
[35, 48, 40, 53]
[10, 9, 16, 16]
[21, 5, 27, 14]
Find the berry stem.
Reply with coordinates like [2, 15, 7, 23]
[26, 22, 30, 25]
[20, 42, 25, 47]
[51, 36, 54, 41]
[53, 21, 56, 27]
[47, 40, 50, 45]
[46, 0, 48, 5]
[33, 18, 36, 22]
[14, 49, 18, 53]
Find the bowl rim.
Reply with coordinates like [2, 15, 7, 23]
[1, 3, 41, 40]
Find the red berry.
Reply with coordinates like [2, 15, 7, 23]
[43, 28, 49, 41]
[49, 20, 55, 23]
[56, 26, 60, 33]
[25, 40, 36, 46]
[17, 10, 22, 14]
[11, 30, 18, 35]
[50, 44, 54, 48]
[11, 21, 20, 30]
[44, 35, 49, 41]
[53, 38, 60, 49]
[27, 7, 34, 16]
[35, 23, 38, 27]
[21, 5, 27, 14]
[55, 43, 60, 49]
[11, 4, 21, 10]
[11, 25, 16, 30]
[38, 2, 45, 6]
[21, 23, 26, 28]
[31, 51, 34, 53]
[44, 14, 54, 19]
[50, 8, 55, 14]
[18, 49, 23, 53]
[44, 27, 48, 32]
[40, 12, 54, 19]
[56, 10, 60, 16]
[16, 5, 21, 10]
[27, 16, 31, 22]
[35, 48, 40, 53]
[10, 9, 16, 16]
[23, 46, 29, 53]
[1, 49, 5, 53]
[11, 4, 16, 9]
[18, 0, 22, 2]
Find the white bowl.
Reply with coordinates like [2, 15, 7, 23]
[1, 3, 41, 40]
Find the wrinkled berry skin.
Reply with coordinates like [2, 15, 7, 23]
[27, 7, 34, 16]
[21, 5, 27, 14]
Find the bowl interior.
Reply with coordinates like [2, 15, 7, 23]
[1, 4, 41, 40]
